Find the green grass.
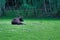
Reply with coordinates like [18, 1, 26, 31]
[0, 19, 60, 40]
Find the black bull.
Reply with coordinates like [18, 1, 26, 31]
[11, 17, 23, 25]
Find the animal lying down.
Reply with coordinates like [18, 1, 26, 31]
[11, 17, 24, 25]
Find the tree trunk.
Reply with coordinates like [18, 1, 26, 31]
[43, 0, 47, 17]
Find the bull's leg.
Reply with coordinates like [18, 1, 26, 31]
[12, 22, 17, 25]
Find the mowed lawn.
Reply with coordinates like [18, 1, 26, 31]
[0, 19, 60, 40]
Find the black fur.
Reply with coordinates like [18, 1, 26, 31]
[11, 17, 24, 25]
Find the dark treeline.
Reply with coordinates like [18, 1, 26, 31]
[0, 0, 60, 18]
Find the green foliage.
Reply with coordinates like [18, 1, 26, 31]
[0, 0, 60, 18]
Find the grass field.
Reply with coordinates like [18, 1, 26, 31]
[0, 19, 60, 40]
